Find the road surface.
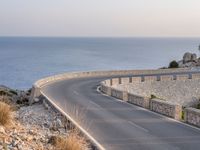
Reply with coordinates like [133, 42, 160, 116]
[41, 74, 200, 150]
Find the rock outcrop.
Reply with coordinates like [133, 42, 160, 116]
[176, 52, 200, 68]
[183, 52, 197, 63]
[0, 86, 90, 149]
[0, 86, 31, 106]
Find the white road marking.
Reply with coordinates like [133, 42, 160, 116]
[90, 101, 102, 108]
[128, 121, 149, 132]
[73, 90, 79, 95]
[41, 91, 106, 150]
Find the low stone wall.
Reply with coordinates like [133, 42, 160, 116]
[176, 74, 189, 80]
[150, 99, 182, 120]
[131, 77, 142, 83]
[99, 71, 200, 121]
[128, 93, 150, 109]
[31, 68, 191, 103]
[184, 108, 200, 127]
[111, 78, 119, 86]
[33, 68, 190, 89]
[160, 75, 174, 81]
[192, 74, 200, 79]
[100, 84, 111, 96]
[101, 82, 182, 120]
[121, 77, 130, 84]
[107, 72, 200, 107]
[111, 88, 123, 100]
[101, 80, 183, 120]
[144, 76, 158, 82]
[109, 73, 199, 87]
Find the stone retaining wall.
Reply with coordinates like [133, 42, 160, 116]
[121, 77, 130, 84]
[107, 73, 200, 87]
[111, 88, 123, 99]
[150, 99, 182, 120]
[128, 93, 150, 109]
[31, 68, 192, 103]
[176, 74, 189, 80]
[184, 108, 200, 127]
[100, 84, 111, 96]
[160, 75, 174, 81]
[192, 74, 200, 79]
[144, 76, 158, 82]
[131, 77, 142, 83]
[33, 68, 189, 90]
[100, 71, 200, 121]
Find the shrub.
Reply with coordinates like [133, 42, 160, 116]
[52, 129, 89, 150]
[0, 90, 7, 96]
[150, 94, 157, 99]
[197, 103, 200, 109]
[181, 107, 187, 120]
[9, 90, 18, 95]
[0, 102, 11, 126]
[168, 60, 179, 68]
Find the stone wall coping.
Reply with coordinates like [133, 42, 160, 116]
[34, 68, 191, 88]
[128, 92, 148, 99]
[110, 87, 123, 93]
[185, 107, 200, 114]
[151, 98, 180, 107]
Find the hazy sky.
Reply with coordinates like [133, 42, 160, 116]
[1, 0, 200, 37]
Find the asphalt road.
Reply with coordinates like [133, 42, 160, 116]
[42, 74, 200, 150]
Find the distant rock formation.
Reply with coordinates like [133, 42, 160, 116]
[177, 52, 200, 68]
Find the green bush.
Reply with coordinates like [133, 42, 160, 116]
[181, 107, 185, 120]
[150, 94, 157, 99]
[0, 90, 7, 96]
[168, 60, 179, 68]
[9, 90, 17, 95]
[197, 104, 200, 109]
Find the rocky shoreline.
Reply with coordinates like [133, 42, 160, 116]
[0, 86, 90, 150]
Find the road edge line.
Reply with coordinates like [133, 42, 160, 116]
[41, 91, 106, 150]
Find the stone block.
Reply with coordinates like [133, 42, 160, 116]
[144, 76, 158, 82]
[184, 107, 200, 127]
[131, 77, 141, 83]
[111, 78, 119, 86]
[128, 93, 150, 109]
[160, 75, 173, 81]
[111, 88, 123, 99]
[176, 74, 189, 80]
[192, 74, 200, 80]
[150, 99, 182, 120]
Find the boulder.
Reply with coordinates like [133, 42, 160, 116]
[183, 52, 197, 64]
[191, 53, 197, 62]
[0, 126, 5, 134]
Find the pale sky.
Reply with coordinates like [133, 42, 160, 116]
[1, 0, 200, 37]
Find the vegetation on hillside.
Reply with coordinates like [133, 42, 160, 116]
[168, 60, 179, 68]
[0, 101, 11, 126]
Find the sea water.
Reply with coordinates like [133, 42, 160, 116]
[0, 37, 199, 89]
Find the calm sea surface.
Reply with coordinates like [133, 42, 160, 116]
[0, 37, 200, 89]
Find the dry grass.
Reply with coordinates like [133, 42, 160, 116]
[0, 101, 11, 126]
[53, 129, 89, 150]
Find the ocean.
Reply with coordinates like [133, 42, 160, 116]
[0, 37, 199, 89]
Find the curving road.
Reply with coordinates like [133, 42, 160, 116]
[41, 74, 200, 150]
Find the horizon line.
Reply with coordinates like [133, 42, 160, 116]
[1, 35, 200, 38]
